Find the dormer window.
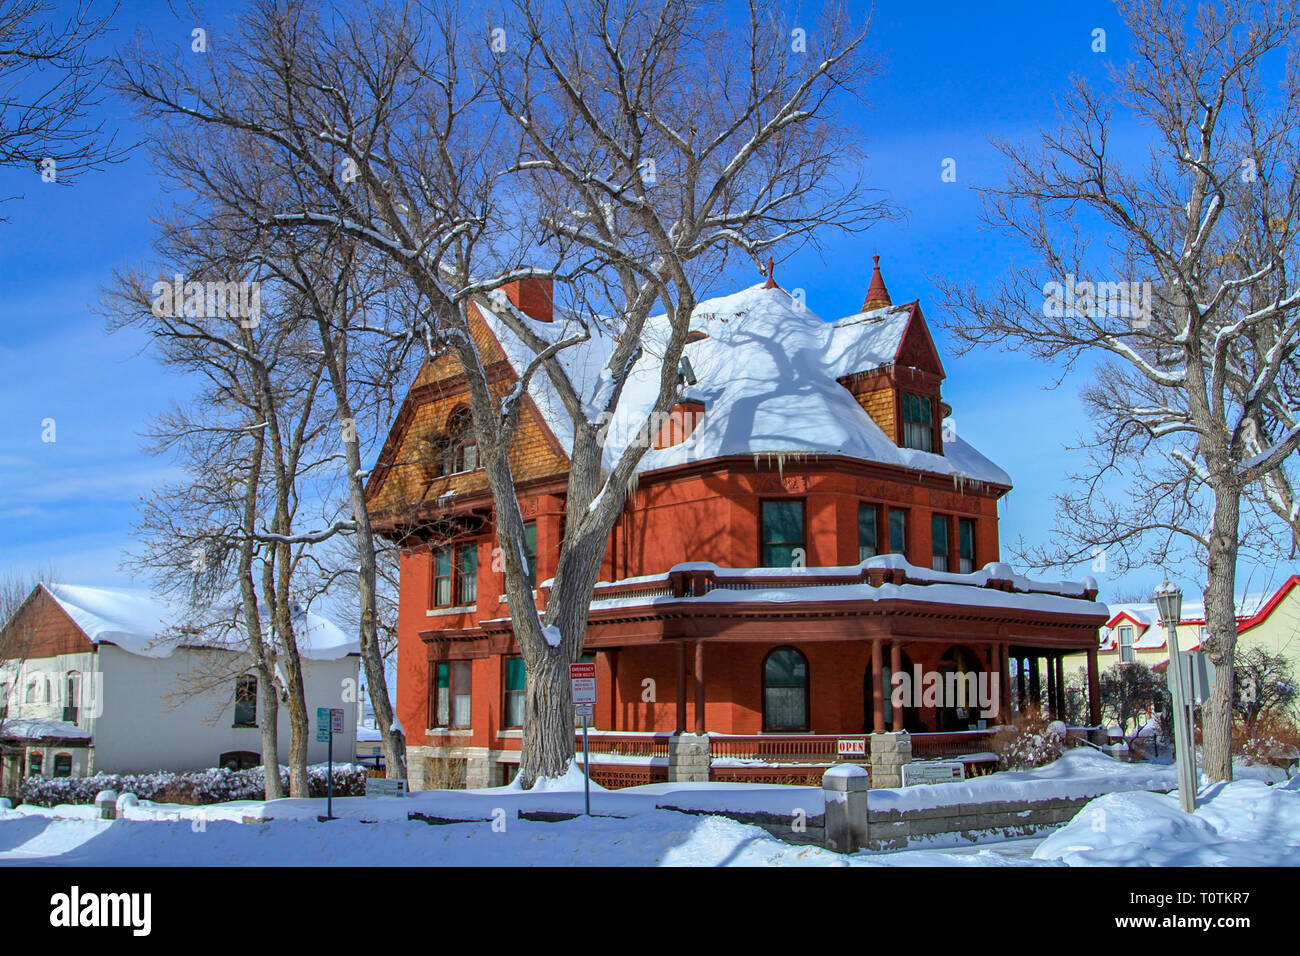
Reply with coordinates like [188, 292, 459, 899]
[445, 406, 479, 474]
[902, 393, 934, 451]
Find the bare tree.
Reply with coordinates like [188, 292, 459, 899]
[0, 0, 126, 211]
[1233, 646, 1297, 737]
[115, 0, 893, 786]
[937, 0, 1300, 782]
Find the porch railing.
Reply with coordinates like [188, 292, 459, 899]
[572, 730, 998, 764]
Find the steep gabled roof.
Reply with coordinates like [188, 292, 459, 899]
[37, 584, 358, 660]
[478, 282, 1011, 487]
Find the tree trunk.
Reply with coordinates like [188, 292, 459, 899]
[316, 315, 407, 778]
[238, 428, 284, 800]
[1201, 482, 1241, 783]
[520, 646, 575, 785]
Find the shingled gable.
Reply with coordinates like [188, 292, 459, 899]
[362, 294, 572, 520]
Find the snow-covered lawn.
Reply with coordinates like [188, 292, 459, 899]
[1035, 774, 1300, 866]
[0, 754, 1293, 866]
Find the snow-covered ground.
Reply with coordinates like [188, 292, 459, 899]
[0, 754, 1293, 866]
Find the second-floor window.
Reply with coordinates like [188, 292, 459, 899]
[1119, 626, 1135, 663]
[457, 543, 478, 604]
[858, 504, 878, 561]
[432, 661, 472, 729]
[234, 675, 257, 727]
[902, 393, 934, 452]
[958, 517, 976, 573]
[761, 500, 805, 567]
[888, 509, 908, 556]
[931, 515, 950, 572]
[432, 546, 453, 606]
[63, 672, 80, 724]
[524, 523, 538, 589]
[0, 682, 9, 720]
[431, 541, 481, 608]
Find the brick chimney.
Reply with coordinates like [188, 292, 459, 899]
[653, 399, 706, 449]
[502, 277, 554, 322]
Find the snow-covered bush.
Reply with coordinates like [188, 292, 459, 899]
[992, 712, 1066, 770]
[18, 763, 367, 807]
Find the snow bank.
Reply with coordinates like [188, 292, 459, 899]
[1034, 777, 1300, 866]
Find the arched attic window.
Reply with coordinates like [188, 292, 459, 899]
[445, 406, 479, 474]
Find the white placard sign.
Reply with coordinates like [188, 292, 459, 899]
[902, 762, 965, 787]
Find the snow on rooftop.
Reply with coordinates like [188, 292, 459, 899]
[481, 284, 1011, 487]
[43, 583, 358, 661]
[0, 717, 92, 740]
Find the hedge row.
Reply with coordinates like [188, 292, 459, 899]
[18, 763, 367, 807]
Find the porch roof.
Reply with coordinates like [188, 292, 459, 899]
[433, 556, 1107, 654]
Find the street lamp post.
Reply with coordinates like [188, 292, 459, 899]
[1154, 581, 1197, 813]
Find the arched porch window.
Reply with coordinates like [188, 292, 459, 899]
[762, 647, 809, 732]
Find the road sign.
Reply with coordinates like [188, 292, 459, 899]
[365, 778, 408, 798]
[317, 707, 344, 741]
[836, 738, 867, 757]
[902, 762, 965, 786]
[570, 662, 597, 705]
[1187, 652, 1217, 705]
[575, 702, 595, 717]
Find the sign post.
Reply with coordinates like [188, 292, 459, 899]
[317, 707, 344, 820]
[1155, 582, 1196, 813]
[570, 662, 597, 816]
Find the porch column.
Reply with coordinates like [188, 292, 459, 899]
[890, 641, 903, 732]
[998, 643, 1011, 723]
[694, 640, 706, 736]
[871, 639, 885, 733]
[1086, 647, 1101, 727]
[675, 641, 687, 733]
[1029, 656, 1041, 714]
[1015, 652, 1026, 715]
[1046, 653, 1058, 720]
[602, 649, 619, 730]
[1055, 655, 1066, 722]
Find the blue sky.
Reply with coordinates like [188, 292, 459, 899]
[0, 0, 1285, 603]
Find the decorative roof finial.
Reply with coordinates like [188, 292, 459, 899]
[862, 253, 892, 312]
[763, 256, 778, 289]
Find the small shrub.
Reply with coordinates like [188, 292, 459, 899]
[18, 763, 366, 808]
[1237, 714, 1300, 769]
[992, 710, 1066, 770]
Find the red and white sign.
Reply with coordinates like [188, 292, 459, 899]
[570, 662, 597, 705]
[836, 738, 867, 757]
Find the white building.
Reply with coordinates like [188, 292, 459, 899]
[0, 583, 360, 791]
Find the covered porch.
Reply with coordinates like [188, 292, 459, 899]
[555, 560, 1107, 786]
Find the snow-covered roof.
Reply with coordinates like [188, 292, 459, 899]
[481, 283, 1011, 487]
[43, 584, 358, 661]
[529, 556, 1107, 620]
[0, 716, 92, 741]
[1100, 586, 1283, 651]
